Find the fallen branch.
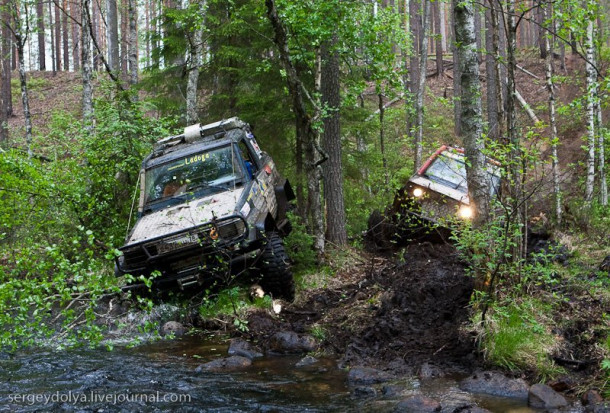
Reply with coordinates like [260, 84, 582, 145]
[515, 89, 541, 124]
[517, 64, 540, 80]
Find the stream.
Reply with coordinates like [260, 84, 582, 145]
[0, 337, 542, 412]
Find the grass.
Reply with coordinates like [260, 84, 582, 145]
[481, 298, 565, 380]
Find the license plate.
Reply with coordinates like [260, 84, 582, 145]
[157, 234, 199, 254]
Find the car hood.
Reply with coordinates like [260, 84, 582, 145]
[126, 188, 245, 245]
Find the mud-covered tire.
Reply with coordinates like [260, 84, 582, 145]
[259, 233, 295, 301]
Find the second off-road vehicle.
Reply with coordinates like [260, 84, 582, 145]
[115, 118, 296, 300]
[367, 145, 501, 248]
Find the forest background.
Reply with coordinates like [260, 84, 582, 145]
[0, 0, 609, 398]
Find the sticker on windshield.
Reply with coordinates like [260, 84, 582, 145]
[250, 139, 263, 158]
[185, 153, 210, 165]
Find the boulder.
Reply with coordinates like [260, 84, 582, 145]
[459, 371, 529, 399]
[347, 367, 392, 385]
[227, 338, 262, 360]
[528, 383, 568, 409]
[394, 395, 441, 413]
[195, 356, 252, 373]
[295, 355, 318, 368]
[160, 321, 186, 337]
[268, 331, 317, 354]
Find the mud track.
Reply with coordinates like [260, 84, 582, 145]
[246, 242, 479, 375]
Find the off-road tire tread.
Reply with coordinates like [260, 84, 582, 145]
[259, 233, 295, 301]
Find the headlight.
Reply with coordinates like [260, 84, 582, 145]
[413, 187, 424, 198]
[458, 205, 474, 219]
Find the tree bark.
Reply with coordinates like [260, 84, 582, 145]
[414, 0, 430, 171]
[121, 0, 128, 77]
[451, 0, 461, 136]
[72, 0, 80, 71]
[1, 0, 12, 116]
[485, 6, 498, 139]
[55, 1, 61, 70]
[36, 0, 45, 70]
[322, 37, 347, 246]
[584, 14, 596, 204]
[433, 0, 443, 76]
[455, 0, 488, 224]
[62, 0, 69, 70]
[82, 0, 93, 127]
[186, 0, 206, 124]
[128, 0, 138, 89]
[106, 0, 120, 73]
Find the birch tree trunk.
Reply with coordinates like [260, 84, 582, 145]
[36, 0, 45, 70]
[455, 0, 488, 224]
[186, 0, 206, 124]
[82, 0, 93, 128]
[584, 14, 596, 204]
[414, 0, 430, 171]
[543, 0, 561, 223]
[1, 1, 12, 116]
[128, 0, 138, 89]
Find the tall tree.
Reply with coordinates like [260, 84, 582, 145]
[54, 0, 61, 70]
[81, 0, 93, 126]
[454, 0, 488, 224]
[414, 0, 430, 171]
[62, 0, 68, 70]
[71, 0, 80, 71]
[128, 0, 138, 88]
[542, 0, 561, 223]
[36, 0, 45, 70]
[185, 0, 206, 124]
[322, 34, 347, 246]
[6, 0, 34, 156]
[265, 0, 325, 255]
[1, 0, 13, 117]
[584, 4, 596, 204]
[106, 0, 119, 73]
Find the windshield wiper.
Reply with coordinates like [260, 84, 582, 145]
[186, 181, 228, 193]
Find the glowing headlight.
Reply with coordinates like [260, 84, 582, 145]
[458, 205, 474, 219]
[413, 187, 424, 197]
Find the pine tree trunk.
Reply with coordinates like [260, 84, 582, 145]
[543, 0, 561, 223]
[414, 0, 430, 171]
[72, 1, 80, 71]
[55, 2, 61, 70]
[82, 0, 93, 127]
[1, 2, 12, 116]
[485, 6, 498, 139]
[455, 0, 488, 224]
[186, 0, 206, 124]
[36, 0, 46, 70]
[121, 0, 128, 77]
[321, 36, 347, 246]
[451, 0, 461, 136]
[433, 0, 443, 76]
[265, 0, 325, 256]
[62, 0, 69, 70]
[106, 0, 120, 73]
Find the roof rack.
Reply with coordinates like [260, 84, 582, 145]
[153, 117, 247, 150]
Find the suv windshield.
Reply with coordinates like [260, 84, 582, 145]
[425, 153, 468, 193]
[424, 151, 501, 196]
[144, 144, 244, 206]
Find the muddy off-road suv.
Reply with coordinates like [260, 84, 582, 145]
[115, 118, 296, 300]
[367, 145, 501, 248]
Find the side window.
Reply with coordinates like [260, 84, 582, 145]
[238, 141, 258, 179]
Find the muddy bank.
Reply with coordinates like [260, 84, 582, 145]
[238, 243, 477, 376]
